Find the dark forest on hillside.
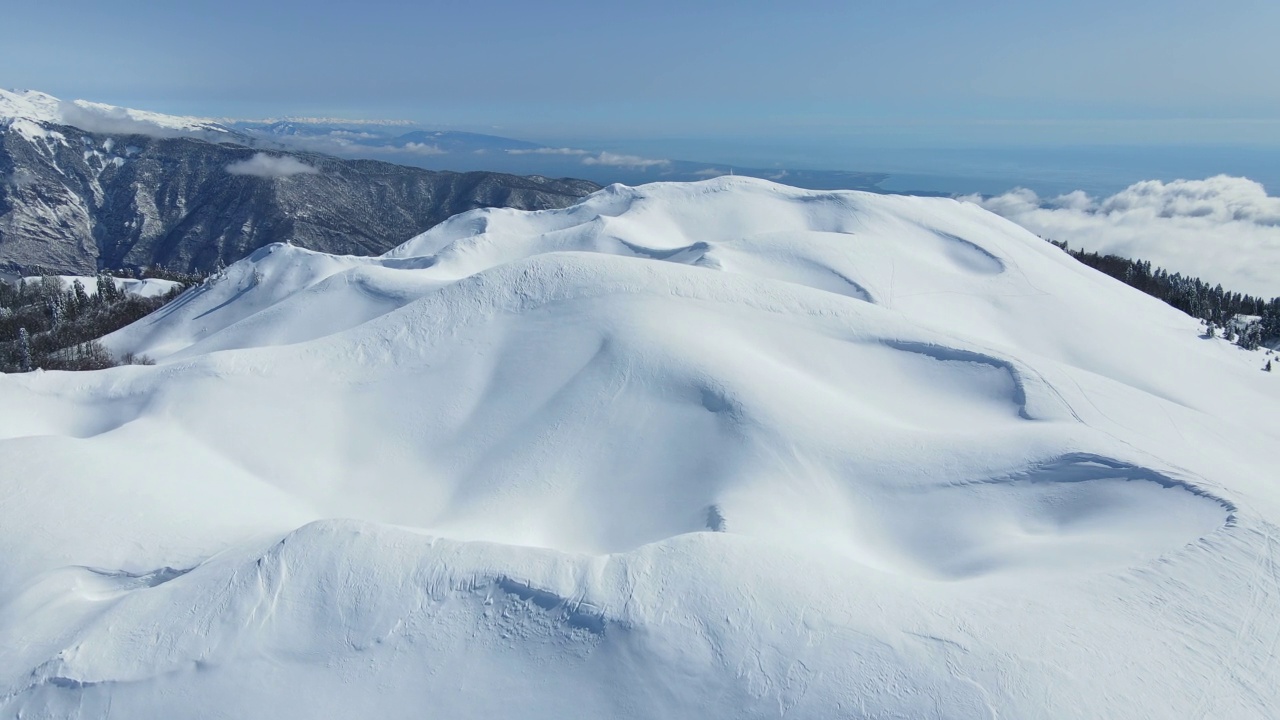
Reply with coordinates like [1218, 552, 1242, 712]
[1048, 239, 1279, 352]
[0, 268, 204, 372]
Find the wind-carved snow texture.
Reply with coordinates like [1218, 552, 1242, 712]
[2, 177, 1280, 719]
[871, 454, 1231, 580]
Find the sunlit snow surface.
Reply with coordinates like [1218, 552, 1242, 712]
[3, 178, 1279, 719]
[0, 88, 230, 139]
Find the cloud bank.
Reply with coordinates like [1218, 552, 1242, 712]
[581, 151, 670, 169]
[58, 100, 228, 139]
[225, 153, 320, 178]
[967, 175, 1280, 297]
[506, 147, 670, 169]
[266, 135, 445, 157]
[506, 147, 591, 156]
[226, 116, 415, 127]
[396, 142, 446, 156]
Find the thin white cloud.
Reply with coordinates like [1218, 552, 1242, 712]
[225, 116, 415, 127]
[582, 151, 670, 169]
[326, 130, 380, 140]
[225, 153, 320, 178]
[251, 135, 360, 154]
[966, 175, 1280, 297]
[337, 141, 447, 156]
[58, 100, 227, 138]
[398, 142, 446, 155]
[506, 147, 592, 156]
[692, 168, 729, 177]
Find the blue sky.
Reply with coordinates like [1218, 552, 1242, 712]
[3, 0, 1278, 150]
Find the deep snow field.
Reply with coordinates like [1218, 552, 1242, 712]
[2, 177, 1278, 718]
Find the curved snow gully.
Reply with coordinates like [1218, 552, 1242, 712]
[967, 452, 1238, 527]
[613, 237, 876, 303]
[932, 231, 1007, 273]
[880, 340, 1033, 420]
[614, 237, 713, 263]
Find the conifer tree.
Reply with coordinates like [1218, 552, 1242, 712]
[49, 295, 63, 327]
[72, 279, 89, 309]
[95, 274, 115, 304]
[17, 327, 31, 372]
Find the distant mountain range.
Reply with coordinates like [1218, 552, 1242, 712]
[229, 118, 891, 190]
[0, 88, 905, 275]
[0, 90, 598, 274]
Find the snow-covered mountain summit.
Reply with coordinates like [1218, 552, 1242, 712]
[0, 88, 231, 139]
[0, 89, 62, 127]
[3, 177, 1278, 718]
[0, 89, 598, 275]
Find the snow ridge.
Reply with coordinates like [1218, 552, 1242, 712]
[3, 177, 1279, 719]
[0, 88, 231, 138]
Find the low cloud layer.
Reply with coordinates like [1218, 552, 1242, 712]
[58, 100, 227, 139]
[227, 116, 414, 127]
[581, 151, 670, 169]
[397, 142, 446, 156]
[505, 147, 670, 169]
[506, 147, 591, 156]
[967, 175, 1280, 298]
[225, 153, 320, 178]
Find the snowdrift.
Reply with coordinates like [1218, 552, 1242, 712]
[3, 177, 1279, 719]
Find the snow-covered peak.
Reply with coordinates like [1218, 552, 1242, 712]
[0, 89, 63, 124]
[4, 178, 1280, 718]
[0, 87, 231, 137]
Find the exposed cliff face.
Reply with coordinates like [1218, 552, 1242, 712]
[0, 122, 598, 274]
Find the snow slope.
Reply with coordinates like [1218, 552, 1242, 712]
[0, 88, 231, 139]
[3, 177, 1279, 719]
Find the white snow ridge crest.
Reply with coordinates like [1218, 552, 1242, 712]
[0, 87, 231, 138]
[2, 177, 1279, 719]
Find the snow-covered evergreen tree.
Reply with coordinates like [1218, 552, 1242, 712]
[95, 274, 118, 304]
[17, 327, 31, 372]
[72, 279, 89, 308]
[49, 295, 63, 327]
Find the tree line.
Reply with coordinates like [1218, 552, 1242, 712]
[1048, 239, 1279, 353]
[0, 268, 205, 372]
